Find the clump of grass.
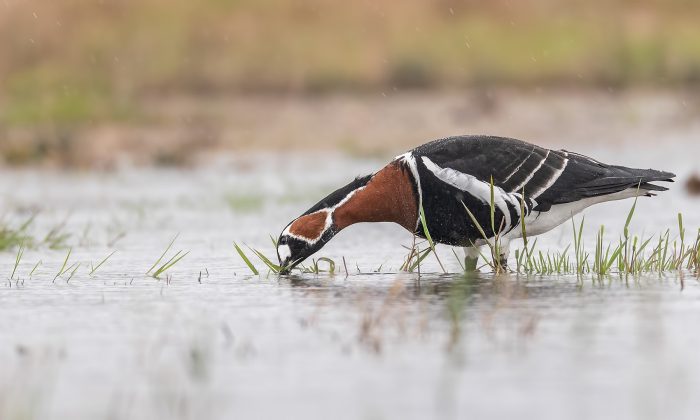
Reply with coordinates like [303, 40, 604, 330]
[592, 226, 621, 276]
[0, 214, 35, 251]
[233, 242, 281, 274]
[147, 235, 189, 279]
[400, 203, 447, 274]
[400, 243, 433, 273]
[571, 217, 589, 275]
[53, 247, 79, 282]
[233, 241, 341, 275]
[513, 201, 700, 277]
[249, 247, 282, 273]
[302, 257, 336, 274]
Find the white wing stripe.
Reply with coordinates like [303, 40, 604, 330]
[503, 149, 534, 183]
[396, 152, 422, 229]
[512, 150, 550, 194]
[531, 152, 569, 199]
[421, 156, 511, 233]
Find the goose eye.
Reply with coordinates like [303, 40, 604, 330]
[279, 237, 288, 245]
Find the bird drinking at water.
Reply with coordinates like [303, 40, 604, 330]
[276, 135, 675, 274]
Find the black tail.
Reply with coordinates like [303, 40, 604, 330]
[536, 150, 677, 209]
[576, 166, 675, 197]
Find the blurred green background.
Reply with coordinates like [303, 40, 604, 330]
[1, 0, 699, 167]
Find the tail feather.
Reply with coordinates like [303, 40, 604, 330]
[639, 182, 669, 192]
[579, 167, 676, 194]
[530, 148, 676, 211]
[543, 166, 676, 208]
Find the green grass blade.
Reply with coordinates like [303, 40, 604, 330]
[419, 203, 446, 273]
[153, 251, 190, 278]
[489, 176, 496, 235]
[249, 247, 281, 273]
[234, 242, 259, 275]
[65, 262, 81, 282]
[462, 202, 488, 241]
[54, 247, 72, 280]
[409, 248, 433, 272]
[146, 233, 179, 275]
[10, 243, 25, 280]
[29, 260, 42, 278]
[316, 257, 336, 274]
[89, 250, 116, 276]
[451, 248, 465, 271]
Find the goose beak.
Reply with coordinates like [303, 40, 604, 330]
[278, 257, 300, 275]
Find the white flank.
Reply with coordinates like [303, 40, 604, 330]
[507, 187, 646, 238]
[421, 156, 512, 230]
[512, 150, 550, 193]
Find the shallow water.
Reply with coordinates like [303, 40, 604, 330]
[1, 147, 699, 420]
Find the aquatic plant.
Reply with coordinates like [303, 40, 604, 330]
[0, 214, 35, 251]
[511, 207, 700, 277]
[146, 235, 189, 279]
[234, 240, 341, 275]
[53, 247, 76, 282]
[234, 242, 259, 275]
[301, 257, 336, 275]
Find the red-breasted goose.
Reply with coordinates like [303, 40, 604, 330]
[276, 135, 675, 273]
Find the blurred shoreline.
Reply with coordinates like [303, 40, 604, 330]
[1, 87, 698, 169]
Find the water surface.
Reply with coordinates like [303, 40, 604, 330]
[1, 150, 699, 420]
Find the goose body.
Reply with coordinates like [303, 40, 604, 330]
[277, 135, 675, 273]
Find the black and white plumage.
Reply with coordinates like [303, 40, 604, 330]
[277, 135, 675, 272]
[401, 135, 674, 260]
